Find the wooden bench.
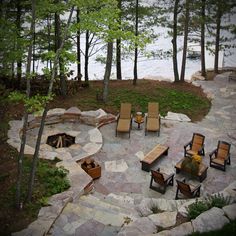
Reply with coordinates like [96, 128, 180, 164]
[140, 144, 169, 172]
[175, 158, 208, 182]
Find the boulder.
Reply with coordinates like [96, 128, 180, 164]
[192, 207, 229, 233]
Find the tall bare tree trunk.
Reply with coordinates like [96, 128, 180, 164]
[200, 0, 206, 77]
[103, 41, 113, 103]
[55, 10, 67, 97]
[116, 0, 122, 80]
[180, 0, 190, 82]
[77, 8, 82, 82]
[133, 0, 138, 85]
[26, 6, 75, 202]
[16, 0, 22, 85]
[84, 30, 89, 83]
[214, 2, 221, 74]
[16, 0, 35, 209]
[172, 0, 180, 82]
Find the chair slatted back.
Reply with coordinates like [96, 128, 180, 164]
[176, 180, 192, 198]
[191, 133, 205, 152]
[148, 102, 159, 118]
[120, 103, 131, 119]
[151, 170, 165, 185]
[217, 141, 230, 160]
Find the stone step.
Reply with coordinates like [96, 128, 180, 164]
[75, 194, 139, 218]
[48, 194, 139, 235]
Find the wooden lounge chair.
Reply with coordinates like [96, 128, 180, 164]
[116, 103, 132, 138]
[184, 133, 205, 157]
[209, 141, 231, 171]
[150, 168, 174, 194]
[175, 179, 201, 200]
[145, 102, 160, 136]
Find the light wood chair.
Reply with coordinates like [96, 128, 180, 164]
[184, 133, 205, 157]
[209, 141, 231, 171]
[145, 102, 160, 136]
[116, 103, 132, 138]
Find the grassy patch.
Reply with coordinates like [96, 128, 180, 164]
[52, 80, 211, 122]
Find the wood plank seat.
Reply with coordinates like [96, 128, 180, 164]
[140, 144, 169, 172]
[175, 158, 208, 182]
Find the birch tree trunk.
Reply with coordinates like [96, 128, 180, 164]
[16, 0, 35, 209]
[103, 41, 113, 103]
[26, 5, 75, 202]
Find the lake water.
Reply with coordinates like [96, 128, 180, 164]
[34, 5, 236, 82]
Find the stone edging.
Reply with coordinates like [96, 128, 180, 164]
[10, 107, 116, 236]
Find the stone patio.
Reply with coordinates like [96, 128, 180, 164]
[11, 73, 236, 236]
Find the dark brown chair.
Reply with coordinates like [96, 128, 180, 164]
[145, 102, 160, 136]
[175, 179, 201, 200]
[116, 103, 132, 138]
[209, 141, 231, 171]
[184, 133, 205, 157]
[150, 168, 174, 194]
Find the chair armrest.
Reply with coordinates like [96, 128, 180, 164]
[209, 149, 217, 159]
[192, 184, 201, 193]
[184, 141, 191, 149]
[167, 173, 174, 180]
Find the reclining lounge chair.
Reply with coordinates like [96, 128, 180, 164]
[116, 103, 132, 138]
[145, 102, 160, 136]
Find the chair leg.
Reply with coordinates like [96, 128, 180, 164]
[227, 156, 231, 165]
[149, 176, 154, 188]
[175, 188, 179, 200]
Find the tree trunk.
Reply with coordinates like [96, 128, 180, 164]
[55, 11, 67, 97]
[200, 0, 206, 77]
[103, 41, 113, 103]
[16, 0, 22, 84]
[180, 0, 190, 82]
[16, 0, 35, 209]
[116, 0, 122, 80]
[172, 0, 180, 82]
[133, 0, 138, 86]
[26, 6, 75, 202]
[214, 2, 221, 74]
[77, 8, 82, 82]
[84, 30, 89, 83]
[46, 16, 52, 70]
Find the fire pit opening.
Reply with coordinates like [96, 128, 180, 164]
[46, 133, 75, 148]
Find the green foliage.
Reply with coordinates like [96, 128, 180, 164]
[205, 193, 231, 209]
[187, 193, 232, 220]
[8, 92, 54, 113]
[37, 162, 70, 196]
[187, 199, 209, 220]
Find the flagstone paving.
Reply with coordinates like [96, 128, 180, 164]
[12, 73, 236, 236]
